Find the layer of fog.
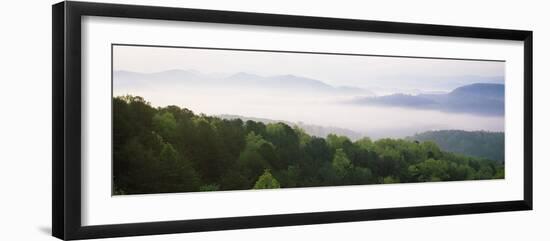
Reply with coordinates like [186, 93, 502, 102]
[114, 86, 504, 139]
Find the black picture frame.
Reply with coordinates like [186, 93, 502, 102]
[52, 1, 533, 240]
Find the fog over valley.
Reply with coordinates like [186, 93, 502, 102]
[113, 69, 504, 139]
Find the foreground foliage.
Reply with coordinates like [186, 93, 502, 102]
[113, 96, 504, 195]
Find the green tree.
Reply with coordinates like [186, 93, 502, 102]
[253, 169, 281, 189]
[156, 143, 200, 193]
[382, 176, 399, 184]
[245, 120, 267, 137]
[493, 167, 505, 179]
[114, 137, 159, 194]
[408, 158, 450, 182]
[265, 123, 300, 170]
[298, 137, 331, 184]
[326, 134, 352, 151]
[332, 148, 353, 179]
[477, 165, 494, 179]
[420, 141, 443, 160]
[152, 111, 177, 141]
[348, 166, 374, 184]
[237, 132, 274, 187]
[374, 142, 402, 178]
[189, 117, 225, 183]
[275, 165, 301, 188]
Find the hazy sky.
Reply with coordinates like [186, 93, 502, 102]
[113, 45, 505, 91]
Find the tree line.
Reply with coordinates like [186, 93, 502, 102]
[408, 130, 504, 163]
[113, 95, 504, 195]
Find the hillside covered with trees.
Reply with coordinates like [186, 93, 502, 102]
[113, 96, 504, 195]
[408, 130, 504, 163]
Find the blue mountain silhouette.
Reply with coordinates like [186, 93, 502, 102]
[352, 83, 504, 116]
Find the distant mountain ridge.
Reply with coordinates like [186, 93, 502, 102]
[351, 83, 504, 116]
[114, 69, 375, 96]
[449, 83, 504, 99]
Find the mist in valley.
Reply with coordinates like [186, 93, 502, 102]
[113, 73, 504, 140]
[113, 45, 505, 140]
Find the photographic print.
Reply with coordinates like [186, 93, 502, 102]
[112, 44, 505, 195]
[53, 3, 532, 239]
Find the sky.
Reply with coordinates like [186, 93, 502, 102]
[113, 45, 505, 92]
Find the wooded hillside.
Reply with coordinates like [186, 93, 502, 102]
[113, 96, 504, 195]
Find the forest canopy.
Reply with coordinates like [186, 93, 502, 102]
[113, 95, 504, 195]
[408, 130, 504, 163]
